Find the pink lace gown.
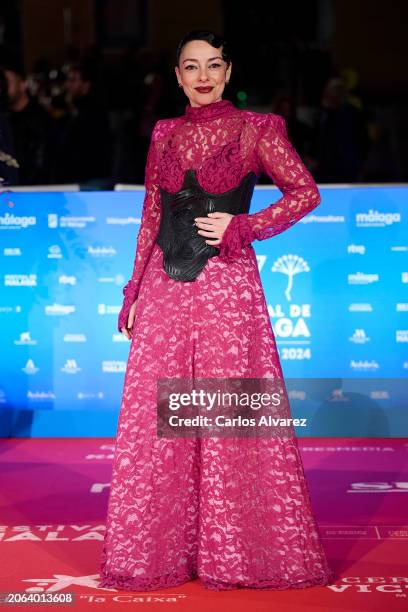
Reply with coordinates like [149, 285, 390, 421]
[98, 99, 333, 591]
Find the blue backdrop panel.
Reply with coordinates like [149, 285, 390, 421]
[0, 186, 406, 437]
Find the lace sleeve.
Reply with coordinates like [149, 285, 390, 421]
[118, 121, 162, 332]
[218, 113, 321, 262]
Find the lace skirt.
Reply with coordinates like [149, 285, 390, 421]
[98, 243, 333, 591]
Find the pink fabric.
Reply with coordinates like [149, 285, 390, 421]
[117, 99, 321, 331]
[217, 213, 256, 263]
[101, 99, 333, 591]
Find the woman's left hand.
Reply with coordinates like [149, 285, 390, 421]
[194, 212, 234, 246]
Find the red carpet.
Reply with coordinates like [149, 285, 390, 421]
[0, 437, 407, 611]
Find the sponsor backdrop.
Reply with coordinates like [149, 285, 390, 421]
[0, 186, 406, 436]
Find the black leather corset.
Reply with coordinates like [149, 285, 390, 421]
[155, 169, 257, 282]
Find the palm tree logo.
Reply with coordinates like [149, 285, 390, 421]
[271, 254, 310, 301]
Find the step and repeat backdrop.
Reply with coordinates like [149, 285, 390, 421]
[0, 185, 406, 436]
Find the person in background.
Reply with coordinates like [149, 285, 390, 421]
[268, 92, 316, 179]
[314, 76, 369, 183]
[113, 48, 171, 184]
[53, 62, 113, 186]
[3, 61, 53, 185]
[0, 67, 19, 186]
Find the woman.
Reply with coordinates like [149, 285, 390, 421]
[99, 30, 333, 592]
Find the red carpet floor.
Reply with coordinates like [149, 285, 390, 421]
[0, 437, 407, 611]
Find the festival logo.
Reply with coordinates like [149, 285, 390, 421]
[347, 244, 365, 254]
[0, 213, 36, 230]
[59, 275, 77, 285]
[355, 209, 401, 227]
[349, 359, 379, 371]
[45, 304, 76, 316]
[47, 245, 62, 259]
[63, 334, 87, 343]
[88, 246, 117, 257]
[98, 304, 121, 315]
[267, 255, 312, 347]
[3, 247, 22, 256]
[20, 573, 108, 592]
[102, 361, 126, 373]
[61, 359, 81, 374]
[26, 390, 55, 401]
[348, 272, 379, 285]
[348, 303, 373, 312]
[22, 359, 39, 374]
[271, 254, 310, 302]
[349, 329, 370, 344]
[4, 274, 37, 286]
[14, 332, 37, 345]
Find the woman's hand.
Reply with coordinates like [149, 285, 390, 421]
[194, 212, 233, 246]
[121, 300, 138, 340]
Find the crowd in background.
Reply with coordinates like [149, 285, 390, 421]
[0, 43, 402, 189]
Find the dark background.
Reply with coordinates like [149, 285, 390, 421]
[0, 0, 407, 187]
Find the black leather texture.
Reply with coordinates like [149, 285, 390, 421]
[155, 169, 257, 282]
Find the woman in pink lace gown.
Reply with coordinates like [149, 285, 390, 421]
[99, 30, 333, 592]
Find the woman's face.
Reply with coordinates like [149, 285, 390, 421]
[175, 40, 232, 108]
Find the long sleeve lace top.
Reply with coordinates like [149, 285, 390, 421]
[118, 98, 321, 331]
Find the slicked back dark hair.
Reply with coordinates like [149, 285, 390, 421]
[176, 29, 231, 67]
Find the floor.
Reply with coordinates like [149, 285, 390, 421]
[0, 437, 407, 611]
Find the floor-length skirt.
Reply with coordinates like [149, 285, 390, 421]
[98, 242, 333, 591]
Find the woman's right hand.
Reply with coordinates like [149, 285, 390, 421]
[121, 300, 138, 340]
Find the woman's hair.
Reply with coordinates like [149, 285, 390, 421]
[176, 29, 231, 67]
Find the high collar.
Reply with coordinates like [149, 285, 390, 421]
[184, 98, 236, 123]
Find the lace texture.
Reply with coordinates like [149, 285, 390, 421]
[117, 122, 162, 332]
[102, 99, 333, 592]
[217, 213, 256, 263]
[117, 100, 321, 330]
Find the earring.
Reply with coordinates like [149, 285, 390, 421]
[178, 82, 183, 88]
